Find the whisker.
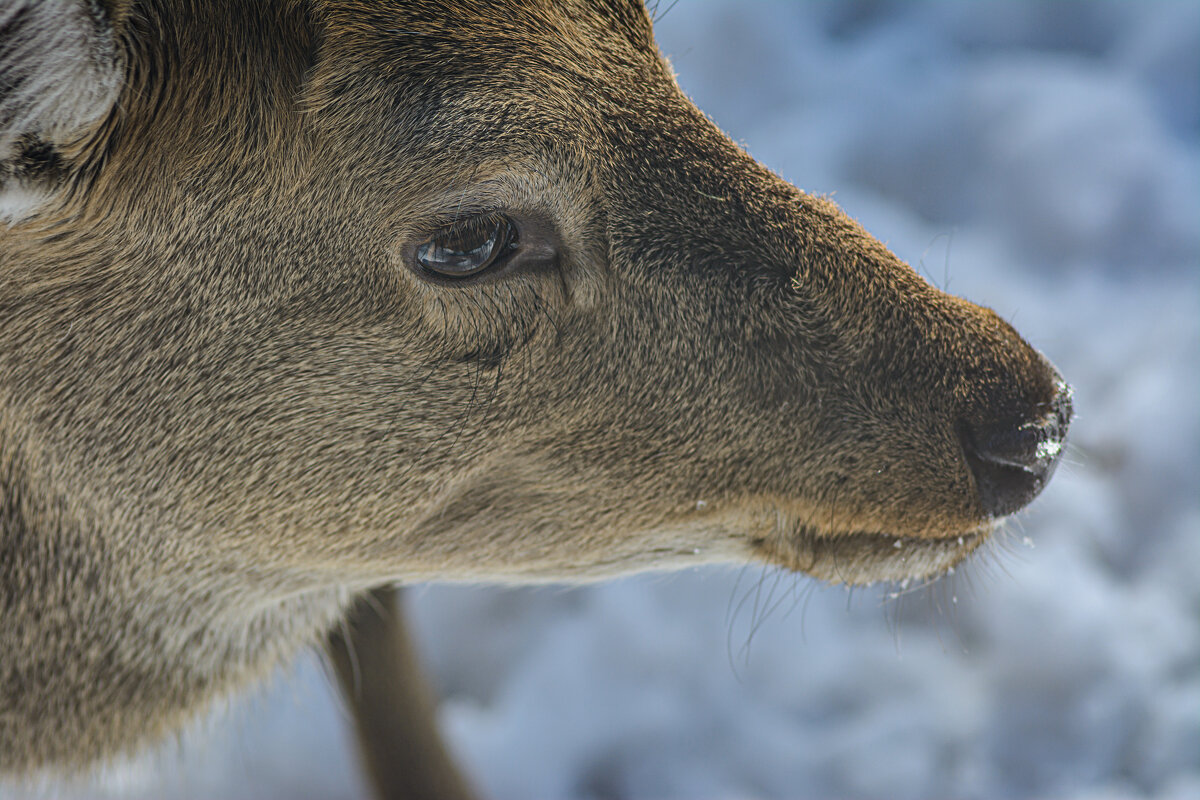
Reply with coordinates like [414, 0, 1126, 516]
[725, 562, 759, 682]
[652, 0, 682, 24]
[745, 565, 789, 649]
[738, 560, 774, 667]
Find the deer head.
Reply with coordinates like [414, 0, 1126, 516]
[0, 0, 1070, 775]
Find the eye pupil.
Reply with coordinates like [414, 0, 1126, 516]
[416, 215, 513, 278]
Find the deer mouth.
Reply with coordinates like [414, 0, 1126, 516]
[749, 520, 990, 586]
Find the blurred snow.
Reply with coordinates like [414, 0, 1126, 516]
[5, 1, 1197, 798]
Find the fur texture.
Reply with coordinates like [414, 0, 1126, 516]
[0, 0, 1068, 778]
[0, 0, 126, 220]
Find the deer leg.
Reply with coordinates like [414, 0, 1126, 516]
[325, 585, 478, 800]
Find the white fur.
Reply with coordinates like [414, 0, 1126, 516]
[0, 179, 49, 224]
[0, 0, 122, 217]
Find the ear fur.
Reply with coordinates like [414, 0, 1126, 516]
[0, 0, 123, 222]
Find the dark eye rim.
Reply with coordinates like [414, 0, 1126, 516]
[402, 210, 562, 287]
[411, 212, 515, 280]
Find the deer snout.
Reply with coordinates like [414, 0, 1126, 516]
[960, 376, 1073, 518]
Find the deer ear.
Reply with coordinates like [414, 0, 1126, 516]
[1, 0, 124, 222]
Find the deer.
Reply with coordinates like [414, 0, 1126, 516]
[0, 1, 1073, 797]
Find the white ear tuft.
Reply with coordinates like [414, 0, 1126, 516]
[1, 0, 123, 221]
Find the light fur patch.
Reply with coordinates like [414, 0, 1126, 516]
[0, 179, 50, 223]
[0, 0, 122, 218]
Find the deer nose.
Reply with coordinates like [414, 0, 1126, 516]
[961, 381, 1073, 518]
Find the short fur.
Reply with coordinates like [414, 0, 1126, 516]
[0, 0, 1067, 789]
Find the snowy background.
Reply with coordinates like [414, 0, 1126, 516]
[7, 1, 1198, 798]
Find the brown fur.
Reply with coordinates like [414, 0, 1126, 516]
[0, 0, 1067, 789]
[328, 586, 477, 800]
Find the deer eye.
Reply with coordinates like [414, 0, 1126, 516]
[415, 213, 516, 279]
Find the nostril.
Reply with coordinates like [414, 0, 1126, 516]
[961, 382, 1073, 518]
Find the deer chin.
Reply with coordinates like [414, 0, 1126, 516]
[744, 515, 992, 586]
